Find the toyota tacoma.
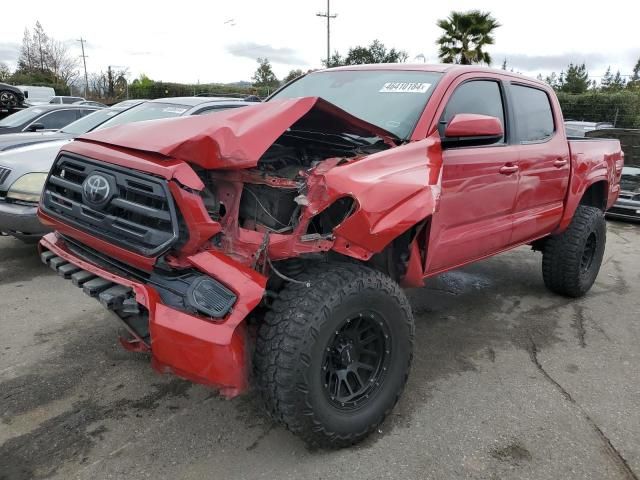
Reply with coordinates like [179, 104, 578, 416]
[37, 65, 623, 448]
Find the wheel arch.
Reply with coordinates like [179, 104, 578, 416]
[579, 179, 608, 211]
[330, 215, 431, 288]
[555, 176, 609, 234]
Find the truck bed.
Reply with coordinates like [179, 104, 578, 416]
[567, 137, 623, 212]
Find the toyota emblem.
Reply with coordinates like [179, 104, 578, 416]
[82, 173, 111, 206]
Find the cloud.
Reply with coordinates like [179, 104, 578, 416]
[226, 42, 307, 65]
[495, 51, 637, 73]
[0, 42, 20, 64]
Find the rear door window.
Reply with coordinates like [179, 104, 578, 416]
[441, 80, 505, 143]
[35, 110, 80, 130]
[511, 85, 555, 143]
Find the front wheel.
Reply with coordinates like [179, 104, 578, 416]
[254, 263, 414, 448]
[542, 205, 606, 297]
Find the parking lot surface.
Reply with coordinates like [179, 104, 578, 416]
[1, 220, 639, 480]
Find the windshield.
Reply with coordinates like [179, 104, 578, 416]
[94, 102, 189, 130]
[270, 70, 443, 139]
[0, 108, 43, 128]
[60, 109, 121, 135]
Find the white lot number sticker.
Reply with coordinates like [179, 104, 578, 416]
[379, 82, 431, 93]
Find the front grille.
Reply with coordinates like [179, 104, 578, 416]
[41, 154, 179, 256]
[0, 166, 10, 184]
[618, 192, 640, 201]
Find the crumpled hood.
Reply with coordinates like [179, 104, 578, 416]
[76, 97, 396, 170]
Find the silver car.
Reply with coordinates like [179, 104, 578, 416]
[0, 97, 253, 241]
[607, 165, 640, 221]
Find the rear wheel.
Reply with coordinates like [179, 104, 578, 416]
[542, 205, 606, 297]
[254, 263, 414, 448]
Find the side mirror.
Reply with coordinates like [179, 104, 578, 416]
[27, 123, 45, 132]
[441, 114, 503, 148]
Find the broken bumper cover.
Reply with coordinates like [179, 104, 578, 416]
[39, 232, 266, 397]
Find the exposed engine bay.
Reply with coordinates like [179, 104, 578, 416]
[198, 128, 390, 239]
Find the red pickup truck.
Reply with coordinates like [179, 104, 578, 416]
[37, 65, 623, 448]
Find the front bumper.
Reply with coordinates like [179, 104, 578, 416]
[39, 232, 267, 397]
[0, 199, 50, 239]
[606, 196, 640, 222]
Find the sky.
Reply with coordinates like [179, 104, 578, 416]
[1, 0, 638, 85]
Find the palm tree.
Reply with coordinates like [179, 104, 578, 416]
[436, 11, 501, 65]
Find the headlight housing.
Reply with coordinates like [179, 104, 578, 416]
[7, 172, 48, 203]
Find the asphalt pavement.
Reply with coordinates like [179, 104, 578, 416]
[1, 220, 639, 480]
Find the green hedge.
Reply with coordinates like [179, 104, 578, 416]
[557, 91, 640, 129]
[128, 82, 270, 100]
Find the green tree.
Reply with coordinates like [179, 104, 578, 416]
[544, 71, 565, 90]
[599, 66, 625, 91]
[560, 63, 591, 94]
[627, 57, 640, 90]
[252, 58, 279, 89]
[282, 69, 304, 84]
[0, 62, 10, 81]
[600, 66, 613, 90]
[607, 70, 626, 91]
[436, 10, 501, 65]
[323, 40, 408, 67]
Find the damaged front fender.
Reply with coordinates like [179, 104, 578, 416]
[313, 133, 443, 260]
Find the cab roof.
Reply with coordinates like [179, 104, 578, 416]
[321, 63, 547, 87]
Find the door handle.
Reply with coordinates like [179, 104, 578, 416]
[553, 158, 568, 167]
[499, 164, 519, 175]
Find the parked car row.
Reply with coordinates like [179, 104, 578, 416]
[0, 96, 253, 240]
[0, 83, 108, 113]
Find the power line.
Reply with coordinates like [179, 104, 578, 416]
[316, 0, 337, 67]
[77, 37, 89, 98]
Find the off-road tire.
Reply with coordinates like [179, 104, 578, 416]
[542, 205, 606, 297]
[254, 262, 414, 448]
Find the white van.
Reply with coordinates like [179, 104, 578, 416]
[17, 85, 56, 106]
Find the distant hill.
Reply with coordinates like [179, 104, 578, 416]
[223, 81, 252, 88]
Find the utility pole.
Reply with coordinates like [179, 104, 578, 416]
[77, 37, 89, 98]
[316, 0, 337, 66]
